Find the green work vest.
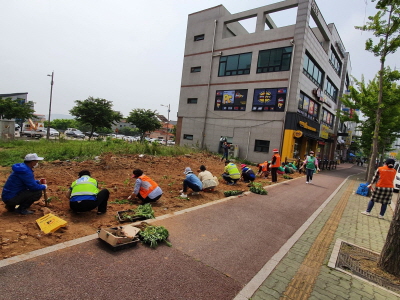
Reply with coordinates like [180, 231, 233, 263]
[71, 176, 99, 197]
[305, 156, 316, 170]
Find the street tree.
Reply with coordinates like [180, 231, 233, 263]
[341, 69, 400, 164]
[126, 109, 161, 142]
[355, 0, 400, 183]
[69, 97, 122, 140]
[0, 97, 34, 120]
[44, 118, 80, 130]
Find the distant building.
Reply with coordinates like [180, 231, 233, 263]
[177, 0, 352, 162]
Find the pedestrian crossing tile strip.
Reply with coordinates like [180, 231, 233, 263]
[279, 180, 355, 300]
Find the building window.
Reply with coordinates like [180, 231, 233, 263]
[329, 47, 342, 75]
[191, 66, 201, 73]
[214, 90, 247, 111]
[187, 98, 198, 104]
[303, 53, 324, 87]
[252, 88, 287, 111]
[183, 134, 193, 140]
[194, 34, 204, 41]
[325, 78, 338, 102]
[322, 108, 335, 127]
[297, 92, 319, 122]
[254, 140, 270, 153]
[257, 47, 293, 73]
[218, 52, 252, 76]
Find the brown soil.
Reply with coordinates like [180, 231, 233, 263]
[339, 242, 400, 292]
[0, 152, 304, 259]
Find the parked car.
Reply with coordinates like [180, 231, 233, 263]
[85, 132, 99, 137]
[65, 128, 85, 139]
[167, 140, 175, 145]
[393, 162, 400, 192]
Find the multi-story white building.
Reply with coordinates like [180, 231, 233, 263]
[176, 0, 351, 163]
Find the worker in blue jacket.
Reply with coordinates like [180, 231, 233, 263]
[1, 153, 47, 215]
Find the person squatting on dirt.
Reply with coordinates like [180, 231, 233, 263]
[67, 170, 110, 215]
[257, 161, 270, 178]
[301, 151, 320, 184]
[222, 160, 241, 185]
[240, 164, 256, 183]
[1, 153, 47, 215]
[128, 169, 163, 204]
[270, 149, 281, 183]
[198, 165, 218, 192]
[361, 158, 397, 219]
[180, 167, 202, 198]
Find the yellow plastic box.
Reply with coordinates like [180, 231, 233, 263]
[36, 213, 68, 234]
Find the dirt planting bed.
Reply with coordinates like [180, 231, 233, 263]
[0, 152, 304, 259]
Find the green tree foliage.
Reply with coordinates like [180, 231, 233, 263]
[45, 119, 80, 130]
[355, 0, 400, 182]
[0, 97, 34, 120]
[119, 126, 139, 136]
[126, 109, 161, 142]
[69, 96, 122, 139]
[341, 69, 400, 162]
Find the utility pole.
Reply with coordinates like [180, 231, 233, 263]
[161, 104, 170, 144]
[46, 71, 54, 140]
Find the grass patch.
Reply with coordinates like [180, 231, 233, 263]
[0, 139, 202, 166]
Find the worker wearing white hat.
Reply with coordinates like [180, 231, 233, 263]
[1, 153, 47, 215]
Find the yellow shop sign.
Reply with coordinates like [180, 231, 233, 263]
[293, 131, 303, 138]
[299, 121, 317, 132]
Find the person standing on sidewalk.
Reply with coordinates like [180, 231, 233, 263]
[301, 151, 320, 184]
[270, 149, 281, 183]
[1, 153, 47, 215]
[361, 158, 396, 219]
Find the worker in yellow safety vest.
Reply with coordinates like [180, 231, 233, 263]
[222, 160, 241, 185]
[67, 170, 110, 215]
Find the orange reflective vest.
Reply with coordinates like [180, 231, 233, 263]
[261, 161, 269, 172]
[271, 154, 281, 168]
[376, 166, 396, 188]
[138, 175, 158, 198]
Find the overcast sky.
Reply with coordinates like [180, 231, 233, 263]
[1, 0, 399, 120]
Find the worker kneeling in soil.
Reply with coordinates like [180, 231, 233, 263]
[1, 153, 47, 215]
[198, 165, 218, 192]
[67, 170, 110, 215]
[180, 167, 202, 198]
[222, 160, 241, 185]
[128, 169, 163, 203]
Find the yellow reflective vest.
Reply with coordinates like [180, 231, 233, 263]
[224, 163, 241, 179]
[70, 176, 99, 201]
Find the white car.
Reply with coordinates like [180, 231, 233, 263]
[167, 140, 175, 145]
[394, 162, 400, 192]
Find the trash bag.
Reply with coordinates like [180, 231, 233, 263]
[356, 183, 369, 197]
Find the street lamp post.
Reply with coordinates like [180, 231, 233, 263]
[46, 71, 54, 140]
[161, 104, 170, 145]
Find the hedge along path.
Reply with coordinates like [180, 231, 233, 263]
[280, 179, 356, 300]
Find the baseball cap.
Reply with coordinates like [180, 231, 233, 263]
[24, 153, 44, 161]
[241, 164, 246, 168]
[386, 158, 395, 167]
[183, 167, 193, 175]
[273, 149, 279, 152]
